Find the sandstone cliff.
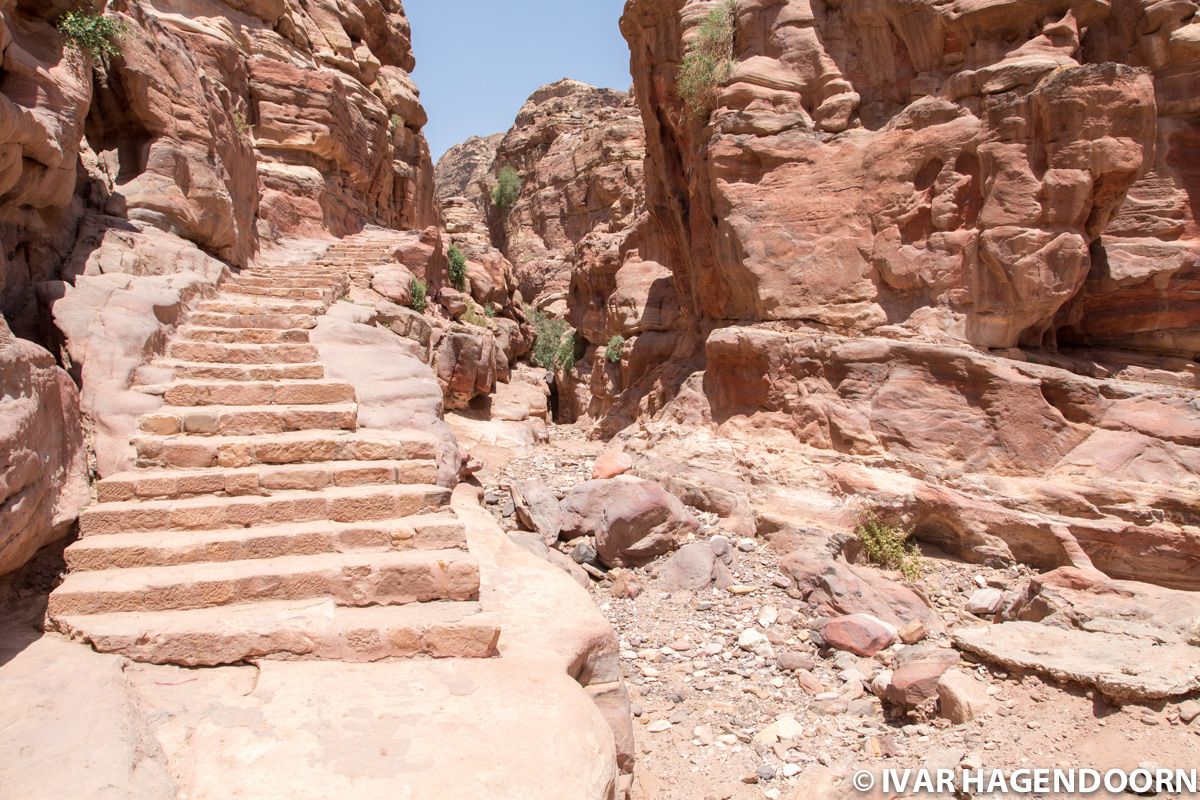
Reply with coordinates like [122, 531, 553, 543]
[0, 315, 88, 576]
[0, 0, 439, 569]
[2, 0, 438, 337]
[604, 0, 1200, 590]
[436, 79, 647, 305]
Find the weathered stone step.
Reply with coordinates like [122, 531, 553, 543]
[80, 484, 450, 536]
[134, 429, 440, 469]
[52, 599, 500, 666]
[231, 276, 344, 290]
[97, 459, 438, 503]
[160, 379, 354, 407]
[185, 312, 317, 330]
[221, 284, 334, 302]
[166, 341, 319, 365]
[197, 299, 325, 316]
[66, 514, 467, 571]
[178, 326, 311, 345]
[47, 549, 480, 616]
[239, 269, 350, 279]
[138, 403, 358, 437]
[157, 360, 326, 382]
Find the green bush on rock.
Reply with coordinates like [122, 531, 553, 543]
[409, 278, 428, 313]
[492, 166, 522, 211]
[448, 245, 468, 291]
[605, 335, 625, 364]
[526, 305, 576, 371]
[677, 0, 737, 115]
[855, 511, 924, 582]
[57, 9, 123, 61]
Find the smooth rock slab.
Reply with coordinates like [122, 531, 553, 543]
[953, 622, 1200, 702]
[822, 614, 898, 657]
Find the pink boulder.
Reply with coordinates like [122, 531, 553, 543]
[822, 614, 898, 657]
[559, 476, 699, 568]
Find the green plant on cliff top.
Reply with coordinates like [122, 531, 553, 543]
[409, 278, 428, 313]
[492, 166, 522, 211]
[57, 9, 123, 61]
[856, 511, 924, 582]
[677, 0, 737, 115]
[448, 245, 468, 291]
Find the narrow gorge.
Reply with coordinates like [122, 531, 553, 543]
[1, 0, 1198, 798]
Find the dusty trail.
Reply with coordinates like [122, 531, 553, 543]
[472, 420, 1200, 800]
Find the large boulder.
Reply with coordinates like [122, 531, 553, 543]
[510, 480, 562, 545]
[654, 542, 733, 591]
[822, 615, 898, 657]
[881, 647, 961, 709]
[559, 477, 699, 568]
[954, 621, 1200, 702]
[430, 326, 498, 411]
[0, 318, 89, 575]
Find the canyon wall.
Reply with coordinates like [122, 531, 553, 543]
[608, 0, 1200, 589]
[436, 80, 647, 306]
[0, 315, 88, 577]
[436, 80, 687, 427]
[621, 0, 1197, 353]
[0, 0, 438, 571]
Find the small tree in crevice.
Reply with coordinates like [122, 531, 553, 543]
[677, 0, 737, 115]
[57, 8, 124, 61]
[492, 166, 522, 211]
[605, 335, 626, 364]
[409, 278, 428, 313]
[525, 305, 576, 371]
[447, 245, 468, 291]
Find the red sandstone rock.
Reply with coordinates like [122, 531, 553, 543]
[559, 476, 699, 568]
[822, 615, 898, 657]
[0, 318, 89, 575]
[592, 449, 634, 480]
[883, 647, 961, 709]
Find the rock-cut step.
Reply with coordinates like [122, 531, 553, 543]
[157, 360, 327, 382]
[53, 598, 501, 666]
[47, 549, 481, 616]
[166, 341, 319, 365]
[177, 326, 312, 345]
[196, 299, 326, 316]
[232, 275, 346, 290]
[221, 284, 334, 302]
[159, 379, 354, 407]
[139, 403, 357, 437]
[79, 483, 450, 536]
[133, 429, 439, 469]
[96, 459, 439, 502]
[185, 312, 318, 330]
[65, 514, 468, 571]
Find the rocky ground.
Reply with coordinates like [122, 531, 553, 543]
[481, 421, 1200, 800]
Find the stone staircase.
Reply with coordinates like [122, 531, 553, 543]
[47, 242, 500, 666]
[307, 228, 411, 288]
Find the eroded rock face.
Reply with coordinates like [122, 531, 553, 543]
[0, 317, 88, 576]
[435, 133, 501, 206]
[621, 0, 1184, 353]
[604, 0, 1200, 600]
[2, 0, 437, 335]
[435, 80, 650, 305]
[0, 0, 442, 567]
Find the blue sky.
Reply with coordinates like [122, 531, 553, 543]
[406, 0, 632, 160]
